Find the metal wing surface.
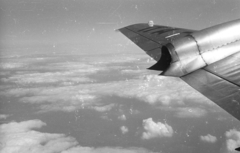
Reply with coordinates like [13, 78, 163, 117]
[119, 23, 240, 120]
[118, 24, 196, 61]
[181, 52, 240, 120]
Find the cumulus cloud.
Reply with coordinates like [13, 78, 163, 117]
[0, 120, 157, 153]
[200, 134, 217, 143]
[142, 118, 173, 140]
[225, 129, 240, 152]
[0, 114, 10, 119]
[120, 126, 129, 134]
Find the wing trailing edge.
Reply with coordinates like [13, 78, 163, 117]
[181, 52, 240, 121]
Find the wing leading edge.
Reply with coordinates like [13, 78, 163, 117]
[118, 24, 195, 61]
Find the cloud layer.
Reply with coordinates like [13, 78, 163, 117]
[1, 62, 103, 84]
[0, 120, 157, 153]
[0, 54, 214, 118]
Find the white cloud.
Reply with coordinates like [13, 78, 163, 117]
[120, 126, 129, 134]
[0, 120, 158, 153]
[200, 134, 217, 143]
[226, 129, 240, 152]
[142, 118, 173, 140]
[0, 114, 10, 119]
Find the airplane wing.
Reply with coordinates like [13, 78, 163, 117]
[118, 23, 196, 61]
[181, 52, 240, 120]
[119, 22, 240, 121]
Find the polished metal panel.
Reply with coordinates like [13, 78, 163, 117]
[202, 40, 240, 65]
[191, 19, 240, 54]
[162, 56, 206, 76]
[162, 19, 240, 77]
[162, 35, 207, 76]
[171, 36, 199, 60]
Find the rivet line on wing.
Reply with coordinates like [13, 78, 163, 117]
[204, 38, 240, 53]
[188, 35, 208, 66]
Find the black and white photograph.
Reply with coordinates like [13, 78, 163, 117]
[1, 0, 240, 153]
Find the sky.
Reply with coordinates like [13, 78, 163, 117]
[1, 0, 240, 55]
[1, 0, 240, 153]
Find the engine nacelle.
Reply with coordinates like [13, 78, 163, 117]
[157, 19, 240, 77]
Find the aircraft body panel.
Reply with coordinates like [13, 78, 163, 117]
[118, 19, 240, 122]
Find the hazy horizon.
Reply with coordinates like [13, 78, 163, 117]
[1, 0, 240, 55]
